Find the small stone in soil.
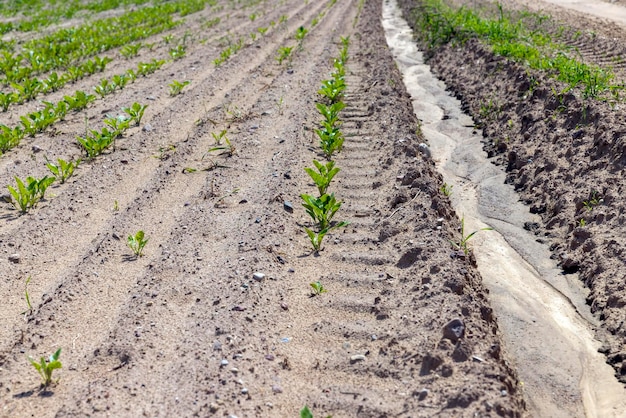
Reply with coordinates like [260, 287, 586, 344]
[253, 272, 265, 281]
[443, 318, 465, 342]
[241, 388, 248, 394]
[283, 201, 294, 213]
[8, 254, 20, 263]
[416, 388, 429, 400]
[265, 354, 275, 361]
[280, 302, 288, 310]
[350, 354, 366, 363]
[272, 385, 283, 393]
[220, 359, 229, 367]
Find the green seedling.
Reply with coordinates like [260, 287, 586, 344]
[12, 77, 42, 103]
[45, 157, 81, 184]
[440, 183, 453, 196]
[122, 102, 148, 126]
[94, 78, 117, 98]
[23, 276, 32, 315]
[169, 44, 186, 60]
[276, 96, 284, 115]
[0, 92, 16, 112]
[578, 218, 587, 227]
[7, 176, 54, 213]
[64, 90, 96, 111]
[120, 43, 142, 59]
[315, 124, 344, 159]
[316, 101, 345, 126]
[137, 59, 165, 77]
[318, 78, 346, 103]
[44, 72, 65, 92]
[211, 129, 228, 145]
[215, 188, 240, 207]
[301, 193, 343, 230]
[450, 217, 493, 255]
[257, 27, 268, 35]
[310, 281, 327, 295]
[77, 129, 116, 159]
[305, 221, 349, 252]
[304, 160, 340, 196]
[104, 116, 131, 138]
[127, 230, 148, 257]
[169, 80, 190, 96]
[162, 34, 174, 44]
[0, 125, 24, 152]
[112, 74, 129, 89]
[207, 135, 235, 156]
[28, 348, 62, 387]
[276, 46, 293, 66]
[295, 26, 308, 50]
[583, 191, 601, 211]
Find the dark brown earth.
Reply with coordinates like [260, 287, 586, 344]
[398, 0, 626, 387]
[0, 0, 527, 417]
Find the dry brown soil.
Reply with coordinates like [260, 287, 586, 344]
[397, 0, 626, 391]
[0, 0, 526, 417]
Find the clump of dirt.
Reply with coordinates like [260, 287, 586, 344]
[397, 0, 626, 385]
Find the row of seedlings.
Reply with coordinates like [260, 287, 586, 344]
[301, 36, 351, 253]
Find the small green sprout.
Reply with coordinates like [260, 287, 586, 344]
[450, 218, 493, 255]
[28, 348, 62, 387]
[310, 281, 327, 296]
[169, 80, 190, 96]
[440, 183, 453, 197]
[208, 136, 235, 156]
[122, 102, 148, 126]
[45, 157, 81, 184]
[300, 405, 331, 418]
[127, 230, 148, 257]
[211, 129, 228, 145]
[23, 276, 32, 316]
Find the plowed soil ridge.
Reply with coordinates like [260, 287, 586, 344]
[0, 0, 526, 416]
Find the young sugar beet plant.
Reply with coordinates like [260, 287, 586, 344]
[7, 175, 55, 214]
[301, 193, 349, 253]
[29, 348, 62, 387]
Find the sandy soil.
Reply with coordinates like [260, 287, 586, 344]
[0, 0, 526, 416]
[397, 0, 626, 390]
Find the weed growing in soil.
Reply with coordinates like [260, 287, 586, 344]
[451, 217, 493, 255]
[169, 80, 190, 96]
[45, 157, 81, 184]
[127, 230, 148, 257]
[23, 276, 32, 316]
[29, 348, 62, 387]
[440, 182, 453, 196]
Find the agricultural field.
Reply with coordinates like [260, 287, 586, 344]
[0, 0, 529, 416]
[2, 0, 626, 416]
